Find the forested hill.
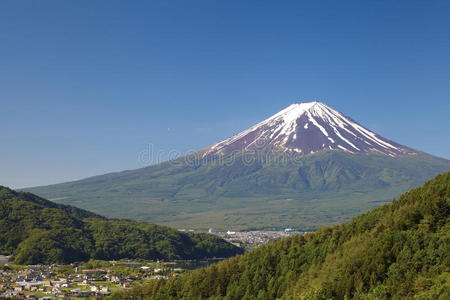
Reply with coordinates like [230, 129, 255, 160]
[0, 186, 243, 264]
[0, 186, 103, 219]
[112, 171, 450, 300]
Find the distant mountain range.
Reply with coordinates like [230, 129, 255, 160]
[0, 186, 243, 264]
[24, 102, 450, 230]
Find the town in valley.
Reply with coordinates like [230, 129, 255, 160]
[0, 229, 306, 299]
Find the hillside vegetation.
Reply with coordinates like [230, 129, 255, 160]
[111, 171, 450, 299]
[25, 151, 450, 230]
[0, 187, 243, 264]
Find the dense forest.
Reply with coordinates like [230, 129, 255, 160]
[0, 187, 243, 264]
[111, 172, 450, 299]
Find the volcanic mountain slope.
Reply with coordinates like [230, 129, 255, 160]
[111, 171, 450, 300]
[24, 102, 450, 230]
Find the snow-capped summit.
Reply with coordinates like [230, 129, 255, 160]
[206, 101, 418, 157]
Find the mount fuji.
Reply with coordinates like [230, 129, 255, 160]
[206, 102, 417, 157]
[24, 102, 450, 230]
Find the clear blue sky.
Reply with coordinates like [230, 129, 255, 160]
[1, 0, 449, 188]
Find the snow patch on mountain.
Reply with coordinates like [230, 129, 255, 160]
[206, 101, 419, 157]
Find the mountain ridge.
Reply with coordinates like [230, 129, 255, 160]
[0, 185, 243, 264]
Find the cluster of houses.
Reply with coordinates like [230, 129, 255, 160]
[218, 230, 305, 248]
[0, 262, 173, 299]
